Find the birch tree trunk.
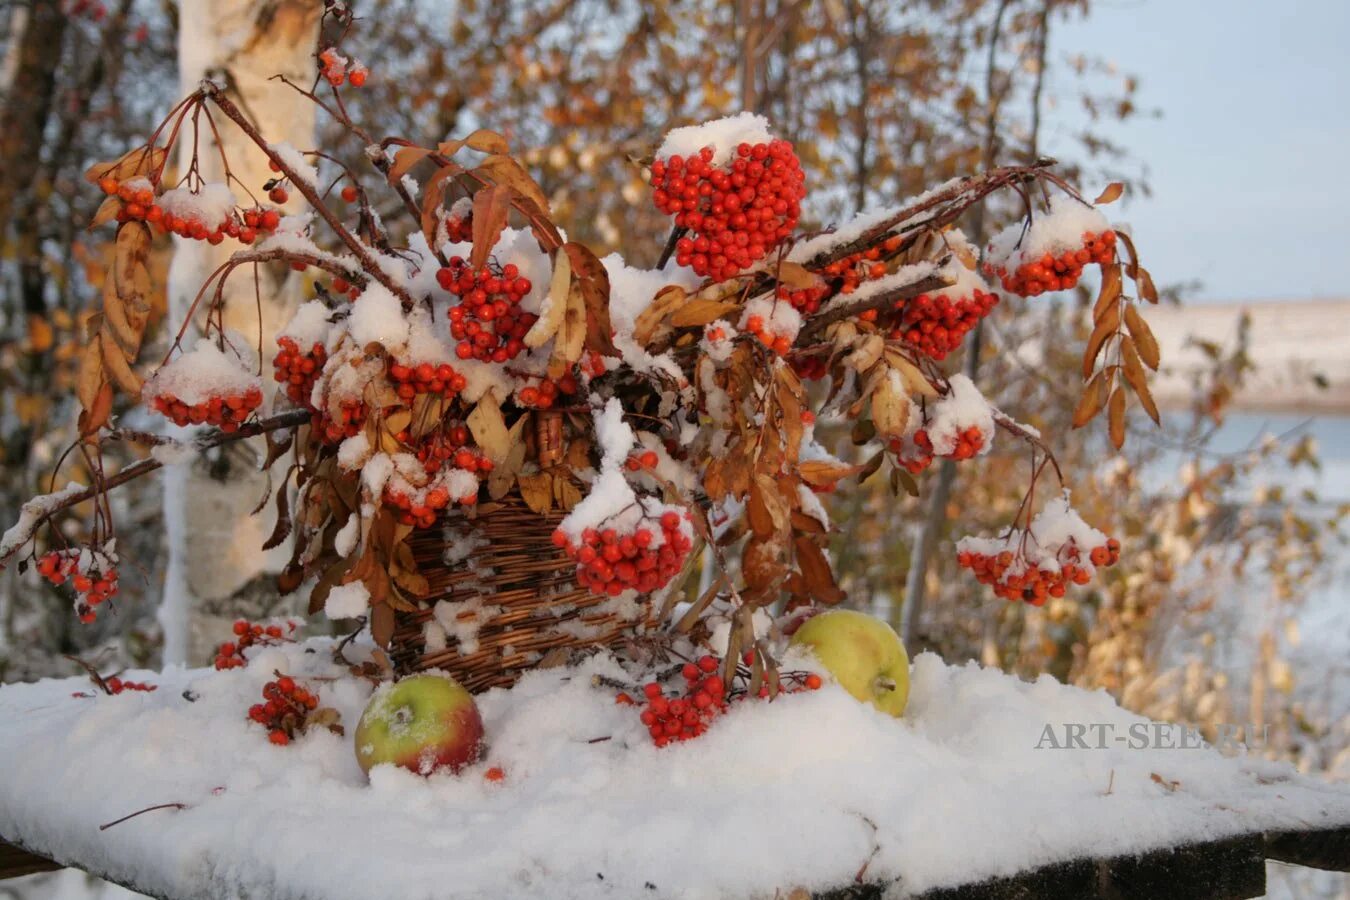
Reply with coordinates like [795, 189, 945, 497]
[161, 0, 321, 665]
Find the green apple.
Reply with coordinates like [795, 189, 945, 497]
[355, 674, 484, 777]
[789, 609, 910, 716]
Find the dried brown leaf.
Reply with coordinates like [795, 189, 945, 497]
[1094, 182, 1125, 205]
[1072, 371, 1107, 429]
[1123, 303, 1160, 369]
[470, 184, 511, 270]
[1108, 387, 1126, 450]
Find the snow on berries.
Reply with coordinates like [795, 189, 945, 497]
[319, 48, 367, 88]
[36, 544, 119, 623]
[652, 113, 806, 281]
[739, 295, 802, 355]
[554, 503, 693, 597]
[624, 653, 824, 747]
[888, 374, 995, 473]
[382, 452, 484, 528]
[274, 301, 334, 408]
[214, 619, 298, 670]
[147, 340, 264, 432]
[956, 494, 1120, 605]
[440, 257, 537, 363]
[985, 194, 1117, 297]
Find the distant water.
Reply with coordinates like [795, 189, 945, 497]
[1154, 411, 1350, 502]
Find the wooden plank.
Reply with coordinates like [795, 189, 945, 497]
[820, 833, 1269, 900]
[0, 837, 61, 880]
[1265, 826, 1350, 872]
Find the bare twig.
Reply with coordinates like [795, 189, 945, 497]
[98, 802, 188, 831]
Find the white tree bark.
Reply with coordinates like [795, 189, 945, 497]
[161, 0, 321, 665]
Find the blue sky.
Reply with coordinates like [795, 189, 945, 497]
[1048, 1, 1349, 303]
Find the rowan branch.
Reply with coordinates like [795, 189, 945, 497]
[0, 409, 311, 571]
[200, 83, 414, 308]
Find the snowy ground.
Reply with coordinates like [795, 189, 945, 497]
[1, 640, 1347, 900]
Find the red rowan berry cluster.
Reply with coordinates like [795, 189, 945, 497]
[99, 175, 285, 245]
[655, 139, 806, 281]
[552, 507, 694, 596]
[388, 360, 467, 401]
[890, 424, 987, 473]
[888, 287, 999, 361]
[813, 234, 904, 299]
[384, 466, 484, 528]
[439, 258, 537, 362]
[620, 653, 825, 747]
[791, 352, 829, 381]
[743, 314, 794, 355]
[776, 283, 828, 315]
[152, 385, 262, 432]
[631, 655, 727, 746]
[985, 230, 1116, 297]
[103, 676, 156, 695]
[329, 274, 359, 301]
[314, 399, 365, 444]
[513, 373, 579, 409]
[319, 48, 368, 87]
[624, 449, 660, 473]
[958, 534, 1120, 605]
[273, 337, 327, 407]
[444, 198, 473, 243]
[230, 206, 283, 245]
[398, 424, 485, 476]
[248, 675, 320, 746]
[37, 548, 119, 623]
[214, 619, 297, 670]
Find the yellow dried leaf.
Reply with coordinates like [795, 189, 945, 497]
[524, 250, 571, 348]
[467, 391, 511, 463]
[1123, 303, 1160, 370]
[670, 298, 738, 329]
[1094, 182, 1125, 205]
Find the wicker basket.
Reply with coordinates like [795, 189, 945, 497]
[389, 495, 658, 692]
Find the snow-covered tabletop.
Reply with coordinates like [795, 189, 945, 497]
[1, 641, 1347, 899]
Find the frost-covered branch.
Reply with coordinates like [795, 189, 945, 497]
[0, 409, 311, 571]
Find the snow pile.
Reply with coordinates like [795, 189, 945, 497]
[323, 582, 370, 621]
[278, 300, 335, 350]
[655, 112, 774, 167]
[986, 194, 1112, 271]
[348, 283, 409, 352]
[0, 644, 1347, 899]
[556, 399, 639, 539]
[143, 338, 260, 406]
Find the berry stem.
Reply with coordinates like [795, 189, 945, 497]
[655, 224, 687, 270]
[1, 409, 311, 572]
[200, 83, 414, 309]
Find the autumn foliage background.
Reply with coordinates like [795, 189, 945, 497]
[0, 0, 1344, 784]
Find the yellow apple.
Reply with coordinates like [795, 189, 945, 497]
[789, 609, 910, 716]
[355, 674, 484, 777]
